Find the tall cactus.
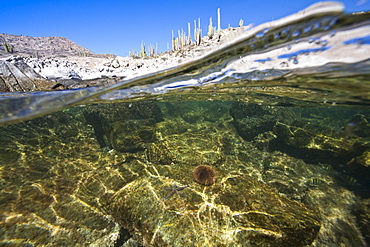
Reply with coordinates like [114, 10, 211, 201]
[194, 18, 202, 46]
[139, 41, 146, 57]
[187, 22, 192, 44]
[217, 8, 221, 32]
[239, 19, 244, 27]
[3, 40, 14, 53]
[208, 17, 214, 38]
[171, 30, 175, 51]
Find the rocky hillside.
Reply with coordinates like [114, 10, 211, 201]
[0, 27, 247, 92]
[0, 33, 94, 58]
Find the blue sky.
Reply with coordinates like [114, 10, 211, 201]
[1, 0, 369, 57]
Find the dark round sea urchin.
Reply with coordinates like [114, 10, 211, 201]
[193, 165, 216, 186]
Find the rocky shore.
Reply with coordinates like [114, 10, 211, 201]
[0, 27, 246, 92]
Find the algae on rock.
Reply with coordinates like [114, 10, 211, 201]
[0, 101, 369, 246]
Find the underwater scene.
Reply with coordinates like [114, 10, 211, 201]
[1, 2, 370, 247]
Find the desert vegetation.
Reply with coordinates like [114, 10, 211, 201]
[130, 8, 245, 58]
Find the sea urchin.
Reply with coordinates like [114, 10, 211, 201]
[193, 165, 216, 186]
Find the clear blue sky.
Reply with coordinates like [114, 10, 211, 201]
[1, 0, 369, 57]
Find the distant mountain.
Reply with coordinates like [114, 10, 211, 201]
[0, 33, 94, 58]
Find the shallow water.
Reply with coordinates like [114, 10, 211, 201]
[1, 2, 370, 246]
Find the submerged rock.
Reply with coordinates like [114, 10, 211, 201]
[0, 101, 368, 246]
[108, 173, 320, 247]
[354, 199, 370, 245]
[84, 101, 163, 152]
[304, 184, 367, 247]
[271, 119, 361, 165]
[350, 114, 370, 138]
[147, 131, 225, 167]
[0, 109, 121, 246]
[230, 102, 276, 141]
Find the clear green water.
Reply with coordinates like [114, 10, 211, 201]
[0, 3, 370, 246]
